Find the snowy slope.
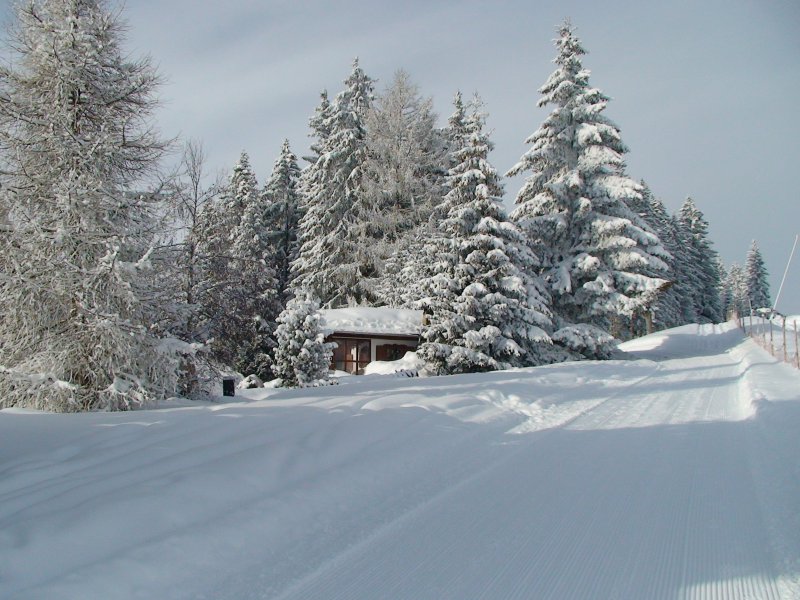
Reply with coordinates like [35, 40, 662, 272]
[1, 323, 799, 599]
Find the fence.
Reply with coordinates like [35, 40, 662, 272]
[738, 313, 800, 369]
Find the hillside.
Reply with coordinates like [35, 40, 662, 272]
[1, 323, 798, 599]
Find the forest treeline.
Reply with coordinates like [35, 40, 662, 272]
[0, 1, 770, 410]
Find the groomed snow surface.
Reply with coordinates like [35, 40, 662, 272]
[1, 322, 799, 599]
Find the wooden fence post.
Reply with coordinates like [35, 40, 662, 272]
[783, 319, 788, 363]
[769, 320, 774, 356]
[795, 321, 799, 369]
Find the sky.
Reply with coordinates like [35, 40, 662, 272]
[2, 0, 799, 314]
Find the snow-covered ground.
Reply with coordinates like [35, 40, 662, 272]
[1, 322, 799, 599]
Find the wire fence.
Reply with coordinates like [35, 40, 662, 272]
[738, 313, 800, 369]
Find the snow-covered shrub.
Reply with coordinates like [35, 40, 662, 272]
[273, 294, 336, 387]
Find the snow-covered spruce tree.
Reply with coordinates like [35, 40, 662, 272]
[0, 0, 182, 411]
[272, 294, 335, 387]
[724, 263, 748, 318]
[303, 89, 332, 165]
[665, 212, 701, 325]
[713, 256, 730, 320]
[442, 91, 473, 171]
[262, 139, 303, 305]
[293, 59, 379, 307]
[643, 193, 691, 329]
[196, 151, 279, 377]
[677, 197, 722, 323]
[625, 182, 682, 331]
[418, 100, 555, 375]
[229, 162, 281, 380]
[744, 240, 771, 311]
[507, 22, 669, 354]
[718, 261, 733, 319]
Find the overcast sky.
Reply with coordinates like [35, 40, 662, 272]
[3, 0, 800, 314]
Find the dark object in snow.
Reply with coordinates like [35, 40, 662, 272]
[222, 377, 236, 397]
[394, 369, 419, 378]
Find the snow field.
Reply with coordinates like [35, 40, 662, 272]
[1, 322, 799, 598]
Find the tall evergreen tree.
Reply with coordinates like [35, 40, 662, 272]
[442, 91, 472, 170]
[418, 101, 554, 374]
[664, 212, 701, 325]
[744, 240, 771, 310]
[507, 21, 668, 349]
[0, 0, 179, 411]
[195, 151, 278, 375]
[677, 197, 722, 323]
[633, 183, 684, 330]
[292, 59, 378, 307]
[304, 89, 332, 164]
[724, 263, 748, 318]
[263, 139, 303, 303]
[229, 154, 280, 379]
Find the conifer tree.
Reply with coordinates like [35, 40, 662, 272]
[418, 100, 554, 374]
[442, 92, 472, 170]
[263, 139, 303, 303]
[677, 197, 722, 323]
[714, 256, 729, 319]
[273, 294, 335, 387]
[664, 212, 700, 325]
[195, 152, 278, 375]
[631, 184, 683, 330]
[507, 22, 668, 351]
[724, 263, 748, 317]
[229, 157, 280, 380]
[304, 90, 332, 164]
[0, 0, 179, 411]
[744, 240, 771, 310]
[650, 204, 685, 328]
[719, 261, 733, 319]
[293, 59, 378, 307]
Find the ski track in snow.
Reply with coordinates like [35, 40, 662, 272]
[0, 323, 799, 599]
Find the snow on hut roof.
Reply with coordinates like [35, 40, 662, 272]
[320, 307, 424, 336]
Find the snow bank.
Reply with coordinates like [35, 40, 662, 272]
[362, 351, 422, 376]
